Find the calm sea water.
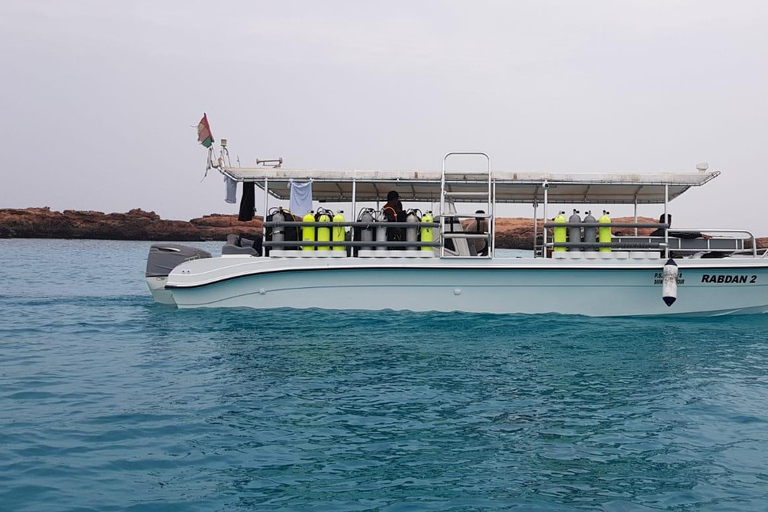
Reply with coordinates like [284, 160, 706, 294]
[3, 240, 768, 511]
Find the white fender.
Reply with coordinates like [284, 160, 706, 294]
[662, 258, 678, 307]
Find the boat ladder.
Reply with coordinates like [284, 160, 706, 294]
[440, 152, 494, 258]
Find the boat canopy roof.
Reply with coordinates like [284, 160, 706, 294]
[222, 167, 720, 204]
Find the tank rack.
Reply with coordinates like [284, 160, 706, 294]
[263, 221, 440, 228]
[542, 222, 668, 229]
[263, 240, 440, 248]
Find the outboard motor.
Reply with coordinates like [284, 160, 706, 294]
[146, 244, 212, 305]
[568, 209, 582, 251]
[405, 209, 420, 247]
[375, 209, 388, 251]
[583, 210, 597, 248]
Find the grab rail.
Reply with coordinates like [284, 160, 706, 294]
[546, 242, 667, 250]
[441, 152, 493, 258]
[672, 229, 758, 257]
[546, 228, 757, 257]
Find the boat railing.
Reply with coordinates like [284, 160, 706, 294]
[542, 222, 668, 229]
[262, 220, 441, 251]
[669, 228, 758, 257]
[264, 241, 440, 248]
[542, 226, 757, 257]
[263, 219, 494, 254]
[263, 221, 439, 229]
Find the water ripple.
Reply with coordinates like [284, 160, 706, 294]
[3, 241, 768, 510]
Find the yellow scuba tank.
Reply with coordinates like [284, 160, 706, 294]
[332, 210, 346, 251]
[553, 211, 567, 252]
[421, 212, 434, 251]
[598, 210, 611, 252]
[302, 211, 315, 251]
[316, 209, 331, 251]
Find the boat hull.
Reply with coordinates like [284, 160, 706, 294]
[146, 276, 175, 305]
[165, 257, 768, 317]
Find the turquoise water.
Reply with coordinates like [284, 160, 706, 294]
[3, 240, 768, 511]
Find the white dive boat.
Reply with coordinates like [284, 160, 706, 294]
[146, 152, 768, 316]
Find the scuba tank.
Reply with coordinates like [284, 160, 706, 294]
[332, 210, 346, 252]
[302, 210, 315, 251]
[598, 210, 611, 252]
[316, 208, 332, 251]
[405, 209, 420, 246]
[583, 211, 597, 247]
[421, 211, 434, 251]
[264, 207, 278, 256]
[553, 211, 567, 252]
[358, 208, 375, 251]
[272, 208, 285, 245]
[568, 209, 581, 251]
[375, 209, 388, 251]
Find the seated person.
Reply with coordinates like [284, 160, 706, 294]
[462, 210, 489, 256]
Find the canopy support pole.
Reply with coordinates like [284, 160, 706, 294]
[634, 196, 638, 236]
[263, 177, 269, 258]
[351, 180, 357, 243]
[664, 184, 669, 259]
[543, 184, 548, 259]
[533, 199, 538, 258]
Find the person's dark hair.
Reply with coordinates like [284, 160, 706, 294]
[387, 190, 399, 202]
[659, 213, 671, 225]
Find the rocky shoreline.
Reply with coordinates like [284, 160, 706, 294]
[1, 207, 765, 250]
[0, 208, 263, 242]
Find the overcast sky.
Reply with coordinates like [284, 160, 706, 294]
[2, 1, 767, 233]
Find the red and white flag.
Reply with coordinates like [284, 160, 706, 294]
[197, 113, 214, 148]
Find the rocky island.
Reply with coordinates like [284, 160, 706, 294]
[1, 207, 765, 250]
[0, 208, 262, 242]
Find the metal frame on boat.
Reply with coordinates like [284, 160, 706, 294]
[146, 150, 768, 316]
